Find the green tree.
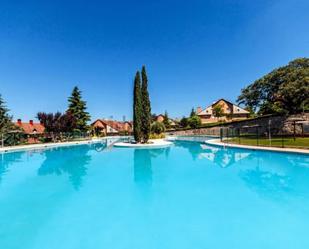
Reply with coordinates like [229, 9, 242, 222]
[180, 117, 189, 128]
[67, 86, 91, 132]
[133, 71, 142, 143]
[0, 95, 12, 131]
[188, 115, 201, 129]
[151, 121, 166, 135]
[163, 110, 170, 129]
[37, 112, 76, 133]
[213, 104, 224, 120]
[237, 58, 309, 115]
[190, 108, 196, 118]
[141, 66, 151, 143]
[0, 95, 15, 146]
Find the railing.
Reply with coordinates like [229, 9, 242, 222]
[220, 125, 309, 149]
[0, 131, 92, 148]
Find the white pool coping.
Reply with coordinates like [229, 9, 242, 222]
[205, 139, 309, 155]
[0, 137, 121, 153]
[114, 139, 173, 148]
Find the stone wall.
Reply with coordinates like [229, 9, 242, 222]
[167, 113, 309, 137]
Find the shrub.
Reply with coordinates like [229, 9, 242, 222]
[149, 133, 165, 139]
[188, 115, 201, 129]
[151, 121, 166, 134]
[179, 117, 189, 128]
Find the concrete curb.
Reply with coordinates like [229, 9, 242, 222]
[0, 137, 122, 154]
[114, 139, 173, 148]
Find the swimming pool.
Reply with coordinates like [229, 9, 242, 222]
[0, 138, 309, 249]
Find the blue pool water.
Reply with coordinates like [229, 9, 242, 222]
[0, 138, 309, 249]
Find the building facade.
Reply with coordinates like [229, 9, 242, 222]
[15, 119, 45, 143]
[197, 99, 250, 124]
[92, 119, 133, 136]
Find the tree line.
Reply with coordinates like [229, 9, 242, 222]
[237, 57, 309, 115]
[37, 86, 91, 133]
[0, 86, 91, 145]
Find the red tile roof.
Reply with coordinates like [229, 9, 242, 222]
[15, 120, 45, 135]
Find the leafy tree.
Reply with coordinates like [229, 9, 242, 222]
[0, 95, 13, 135]
[163, 110, 170, 129]
[141, 66, 151, 143]
[151, 121, 166, 135]
[237, 58, 309, 115]
[67, 86, 91, 132]
[151, 113, 157, 122]
[188, 115, 201, 129]
[180, 117, 189, 128]
[0, 95, 17, 146]
[190, 108, 196, 118]
[37, 112, 76, 133]
[213, 104, 224, 120]
[133, 71, 142, 143]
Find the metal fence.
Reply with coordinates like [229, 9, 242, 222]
[1, 131, 92, 148]
[220, 122, 309, 149]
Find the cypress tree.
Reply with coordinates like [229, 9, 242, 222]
[190, 108, 196, 118]
[67, 86, 91, 132]
[141, 66, 151, 143]
[163, 110, 170, 129]
[133, 71, 142, 143]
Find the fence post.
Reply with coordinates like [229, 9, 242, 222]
[220, 128, 223, 142]
[256, 126, 259, 146]
[281, 127, 284, 148]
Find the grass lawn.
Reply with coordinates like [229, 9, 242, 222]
[225, 137, 309, 149]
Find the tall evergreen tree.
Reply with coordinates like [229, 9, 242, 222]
[133, 71, 142, 143]
[67, 86, 91, 132]
[0, 95, 13, 133]
[141, 66, 151, 143]
[190, 108, 196, 118]
[0, 95, 14, 146]
[163, 110, 170, 129]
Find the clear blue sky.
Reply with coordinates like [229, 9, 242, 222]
[0, 0, 308, 122]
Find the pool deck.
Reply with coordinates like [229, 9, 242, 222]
[114, 139, 173, 148]
[0, 137, 118, 153]
[205, 139, 309, 155]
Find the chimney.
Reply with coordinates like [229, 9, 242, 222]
[17, 119, 22, 125]
[196, 107, 202, 114]
[29, 120, 33, 125]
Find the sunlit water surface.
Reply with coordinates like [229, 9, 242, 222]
[1, 138, 309, 249]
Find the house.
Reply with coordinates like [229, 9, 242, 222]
[196, 99, 250, 124]
[91, 119, 133, 136]
[156, 114, 165, 123]
[156, 114, 177, 127]
[15, 119, 45, 143]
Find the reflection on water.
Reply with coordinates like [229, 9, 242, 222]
[239, 154, 309, 201]
[37, 144, 96, 190]
[133, 147, 170, 189]
[134, 149, 152, 188]
[0, 152, 25, 184]
[174, 140, 309, 201]
[173, 140, 203, 160]
[240, 166, 292, 201]
[199, 144, 251, 168]
[174, 140, 251, 167]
